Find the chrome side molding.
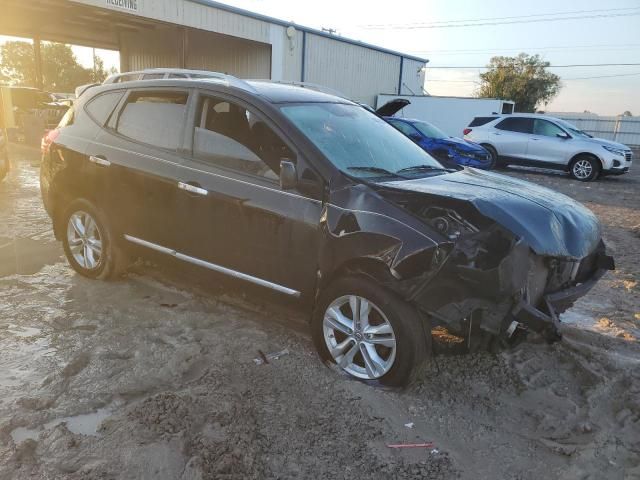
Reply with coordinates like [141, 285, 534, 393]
[123, 234, 300, 297]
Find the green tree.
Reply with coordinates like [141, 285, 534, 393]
[476, 53, 561, 113]
[0, 40, 109, 92]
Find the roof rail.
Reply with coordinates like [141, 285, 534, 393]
[105, 68, 258, 93]
[250, 80, 349, 100]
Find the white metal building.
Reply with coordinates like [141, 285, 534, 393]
[2, 0, 428, 105]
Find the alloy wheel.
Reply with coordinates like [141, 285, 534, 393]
[67, 211, 103, 270]
[573, 159, 593, 180]
[323, 295, 397, 379]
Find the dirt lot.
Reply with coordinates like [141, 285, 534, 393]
[0, 144, 638, 480]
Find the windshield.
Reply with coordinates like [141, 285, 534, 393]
[280, 103, 443, 179]
[554, 118, 592, 138]
[412, 121, 449, 140]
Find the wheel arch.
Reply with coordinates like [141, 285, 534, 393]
[568, 152, 603, 171]
[49, 168, 99, 240]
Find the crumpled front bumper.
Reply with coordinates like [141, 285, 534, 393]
[511, 251, 614, 341]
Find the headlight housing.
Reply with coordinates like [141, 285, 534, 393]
[602, 145, 626, 157]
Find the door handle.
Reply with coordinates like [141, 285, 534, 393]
[531, 138, 540, 141]
[89, 155, 111, 167]
[178, 181, 208, 196]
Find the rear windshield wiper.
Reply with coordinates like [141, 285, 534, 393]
[396, 165, 449, 174]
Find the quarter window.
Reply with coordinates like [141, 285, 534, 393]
[533, 119, 566, 137]
[85, 91, 124, 126]
[193, 95, 294, 181]
[495, 117, 534, 134]
[116, 91, 188, 150]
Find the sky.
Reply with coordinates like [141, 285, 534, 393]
[215, 0, 640, 115]
[2, 0, 639, 115]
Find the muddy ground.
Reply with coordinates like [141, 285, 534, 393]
[0, 143, 638, 480]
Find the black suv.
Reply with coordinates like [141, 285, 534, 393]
[40, 74, 613, 386]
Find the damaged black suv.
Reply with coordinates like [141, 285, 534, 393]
[40, 73, 614, 386]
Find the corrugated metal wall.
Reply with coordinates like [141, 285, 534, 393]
[120, 27, 271, 79]
[552, 113, 640, 147]
[304, 33, 402, 105]
[400, 58, 426, 96]
[186, 30, 271, 78]
[80, 0, 427, 104]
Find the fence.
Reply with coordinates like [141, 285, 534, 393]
[551, 113, 640, 148]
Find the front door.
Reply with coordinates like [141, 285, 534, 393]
[173, 92, 323, 296]
[526, 119, 573, 165]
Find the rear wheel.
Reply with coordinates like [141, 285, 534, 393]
[61, 198, 128, 280]
[312, 275, 430, 387]
[481, 144, 504, 169]
[570, 155, 600, 182]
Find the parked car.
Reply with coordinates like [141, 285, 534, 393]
[464, 113, 633, 181]
[0, 128, 8, 182]
[40, 73, 613, 386]
[377, 99, 492, 169]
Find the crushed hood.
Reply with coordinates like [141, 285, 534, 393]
[435, 136, 487, 153]
[379, 168, 602, 259]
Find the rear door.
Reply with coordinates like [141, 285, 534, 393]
[527, 119, 573, 165]
[86, 88, 190, 250]
[491, 117, 533, 160]
[173, 91, 323, 295]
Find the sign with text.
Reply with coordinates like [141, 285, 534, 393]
[106, 0, 138, 12]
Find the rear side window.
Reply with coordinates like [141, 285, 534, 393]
[85, 91, 124, 126]
[116, 91, 188, 150]
[495, 117, 533, 134]
[468, 116, 497, 127]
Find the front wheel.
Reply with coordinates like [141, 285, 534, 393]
[61, 198, 128, 280]
[312, 276, 430, 387]
[570, 155, 600, 181]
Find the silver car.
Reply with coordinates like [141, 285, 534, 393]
[464, 114, 633, 181]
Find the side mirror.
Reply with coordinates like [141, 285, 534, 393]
[279, 159, 298, 190]
[556, 132, 570, 139]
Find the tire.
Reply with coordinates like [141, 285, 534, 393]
[481, 144, 504, 169]
[61, 198, 128, 280]
[312, 275, 431, 387]
[569, 155, 601, 182]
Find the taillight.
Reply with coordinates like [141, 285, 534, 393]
[463, 128, 472, 136]
[41, 128, 60, 154]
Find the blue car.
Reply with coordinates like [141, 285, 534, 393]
[376, 100, 493, 169]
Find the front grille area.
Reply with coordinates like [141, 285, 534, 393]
[625, 152, 632, 162]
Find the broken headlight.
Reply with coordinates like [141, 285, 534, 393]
[422, 207, 479, 240]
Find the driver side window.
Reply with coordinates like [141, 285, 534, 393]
[534, 120, 566, 137]
[390, 120, 419, 137]
[193, 95, 294, 181]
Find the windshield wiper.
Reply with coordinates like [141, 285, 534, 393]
[346, 166, 399, 176]
[396, 165, 449, 174]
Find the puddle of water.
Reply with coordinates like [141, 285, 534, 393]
[10, 407, 113, 444]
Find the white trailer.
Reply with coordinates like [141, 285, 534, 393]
[376, 94, 515, 138]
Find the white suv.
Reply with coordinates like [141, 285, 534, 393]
[464, 114, 633, 181]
